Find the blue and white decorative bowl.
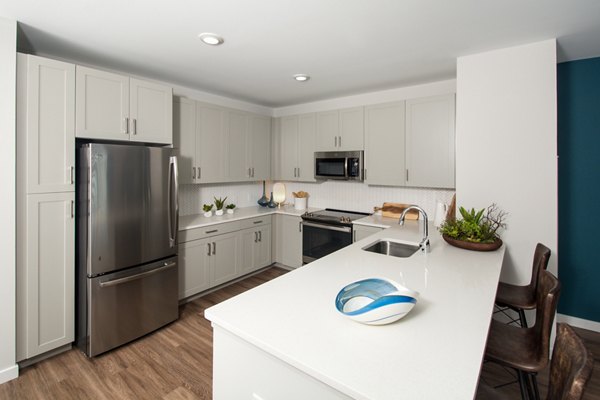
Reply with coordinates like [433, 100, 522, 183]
[335, 278, 419, 325]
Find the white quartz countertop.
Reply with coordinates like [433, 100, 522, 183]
[204, 222, 505, 400]
[179, 205, 321, 231]
[352, 213, 398, 228]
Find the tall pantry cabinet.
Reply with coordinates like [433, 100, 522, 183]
[16, 54, 75, 361]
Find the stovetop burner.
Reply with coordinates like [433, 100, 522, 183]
[301, 208, 370, 226]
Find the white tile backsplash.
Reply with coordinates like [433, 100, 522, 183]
[180, 180, 454, 217]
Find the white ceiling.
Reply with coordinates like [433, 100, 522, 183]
[2, 0, 600, 107]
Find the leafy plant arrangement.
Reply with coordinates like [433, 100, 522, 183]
[439, 204, 507, 244]
[202, 204, 214, 212]
[214, 196, 227, 211]
[226, 203, 236, 210]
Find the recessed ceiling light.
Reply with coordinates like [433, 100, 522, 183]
[293, 74, 310, 82]
[198, 33, 224, 46]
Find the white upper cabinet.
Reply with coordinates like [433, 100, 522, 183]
[196, 102, 228, 183]
[75, 66, 129, 141]
[129, 78, 173, 144]
[173, 97, 196, 184]
[364, 102, 406, 186]
[228, 110, 250, 181]
[405, 94, 456, 188]
[316, 107, 364, 151]
[76, 66, 172, 144]
[248, 114, 271, 181]
[280, 114, 316, 182]
[18, 54, 75, 194]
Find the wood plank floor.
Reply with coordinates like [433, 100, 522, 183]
[1, 265, 599, 399]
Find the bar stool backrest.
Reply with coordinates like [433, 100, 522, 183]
[533, 270, 561, 370]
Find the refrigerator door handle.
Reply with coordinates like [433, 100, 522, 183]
[168, 156, 179, 248]
[99, 261, 177, 288]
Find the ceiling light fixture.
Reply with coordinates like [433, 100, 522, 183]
[293, 74, 310, 82]
[198, 33, 224, 46]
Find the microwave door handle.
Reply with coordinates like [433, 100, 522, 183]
[344, 157, 349, 179]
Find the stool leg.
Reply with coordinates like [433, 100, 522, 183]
[531, 373, 540, 400]
[517, 370, 530, 400]
[518, 308, 528, 328]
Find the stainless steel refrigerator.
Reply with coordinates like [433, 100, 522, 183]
[76, 143, 179, 357]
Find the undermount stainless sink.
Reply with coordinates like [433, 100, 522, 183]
[362, 240, 421, 258]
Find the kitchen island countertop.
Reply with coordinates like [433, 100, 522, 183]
[205, 220, 505, 399]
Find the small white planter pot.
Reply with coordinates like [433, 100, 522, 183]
[227, 209, 235, 214]
[215, 209, 224, 216]
[204, 211, 213, 218]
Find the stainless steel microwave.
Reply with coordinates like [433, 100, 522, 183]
[314, 151, 364, 181]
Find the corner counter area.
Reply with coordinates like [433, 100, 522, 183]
[205, 221, 505, 400]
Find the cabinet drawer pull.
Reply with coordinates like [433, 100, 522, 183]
[124, 117, 129, 134]
[207, 243, 211, 256]
[299, 221, 302, 232]
[70, 200, 74, 219]
[258, 231, 262, 242]
[192, 167, 196, 180]
[406, 169, 409, 182]
[339, 136, 342, 147]
[133, 118, 137, 135]
[252, 167, 255, 177]
[297, 168, 300, 177]
[70, 165, 74, 184]
[212, 242, 216, 255]
[254, 231, 258, 243]
[334, 136, 337, 147]
[253, 220, 263, 224]
[198, 167, 201, 179]
[206, 229, 218, 234]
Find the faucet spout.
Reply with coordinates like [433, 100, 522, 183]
[398, 205, 430, 253]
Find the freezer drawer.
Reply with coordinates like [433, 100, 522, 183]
[85, 256, 178, 357]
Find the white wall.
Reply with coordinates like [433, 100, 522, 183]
[0, 16, 18, 384]
[456, 39, 557, 284]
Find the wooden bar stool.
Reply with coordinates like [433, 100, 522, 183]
[477, 323, 593, 400]
[495, 243, 551, 327]
[485, 270, 561, 400]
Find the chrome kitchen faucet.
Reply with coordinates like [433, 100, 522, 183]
[398, 205, 431, 253]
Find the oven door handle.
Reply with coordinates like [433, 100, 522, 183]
[302, 221, 352, 233]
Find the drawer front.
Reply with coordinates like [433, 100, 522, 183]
[180, 220, 242, 243]
[239, 215, 272, 230]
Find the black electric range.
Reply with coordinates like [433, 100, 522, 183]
[301, 209, 370, 263]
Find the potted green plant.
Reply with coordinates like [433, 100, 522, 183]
[439, 204, 507, 251]
[214, 196, 227, 216]
[226, 203, 236, 214]
[203, 204, 214, 218]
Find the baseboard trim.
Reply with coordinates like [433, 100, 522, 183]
[0, 364, 19, 384]
[557, 313, 600, 333]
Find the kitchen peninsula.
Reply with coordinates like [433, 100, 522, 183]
[205, 220, 505, 399]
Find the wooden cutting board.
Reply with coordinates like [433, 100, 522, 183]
[380, 202, 419, 220]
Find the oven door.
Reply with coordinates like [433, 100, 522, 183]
[302, 221, 352, 263]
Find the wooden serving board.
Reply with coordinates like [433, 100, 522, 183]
[381, 202, 419, 220]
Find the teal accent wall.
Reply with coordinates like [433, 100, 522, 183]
[557, 57, 600, 322]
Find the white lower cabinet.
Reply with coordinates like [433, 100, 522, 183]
[274, 214, 303, 269]
[178, 238, 211, 299]
[353, 225, 384, 242]
[210, 232, 241, 286]
[178, 217, 273, 300]
[17, 192, 75, 361]
[241, 224, 272, 275]
[213, 326, 351, 400]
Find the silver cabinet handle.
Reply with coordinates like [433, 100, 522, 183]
[248, 167, 251, 177]
[252, 167, 255, 177]
[254, 231, 258, 243]
[253, 220, 263, 224]
[133, 118, 137, 135]
[212, 242, 216, 255]
[297, 168, 300, 177]
[207, 243, 211, 256]
[334, 136, 337, 147]
[258, 231, 262, 242]
[100, 261, 176, 288]
[124, 117, 129, 134]
[299, 221, 302, 232]
[70, 165, 74, 184]
[198, 167, 201, 180]
[406, 169, 409, 182]
[339, 136, 342, 147]
[70, 200, 74, 219]
[293, 167, 296, 177]
[192, 167, 196, 180]
[206, 229, 218, 234]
